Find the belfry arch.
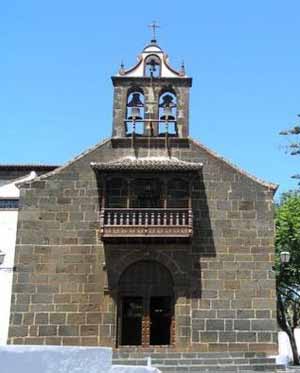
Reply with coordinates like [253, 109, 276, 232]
[117, 260, 175, 347]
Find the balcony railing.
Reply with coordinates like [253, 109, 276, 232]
[100, 208, 193, 239]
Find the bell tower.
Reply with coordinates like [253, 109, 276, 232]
[111, 33, 192, 139]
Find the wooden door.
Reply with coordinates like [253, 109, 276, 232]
[150, 296, 173, 345]
[118, 260, 174, 347]
[121, 297, 143, 345]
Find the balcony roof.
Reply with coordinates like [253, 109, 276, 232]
[91, 156, 203, 172]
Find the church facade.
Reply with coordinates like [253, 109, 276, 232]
[8, 39, 278, 353]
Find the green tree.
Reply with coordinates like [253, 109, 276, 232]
[275, 192, 300, 365]
[280, 115, 300, 182]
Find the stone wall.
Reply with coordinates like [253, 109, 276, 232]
[8, 138, 277, 353]
[111, 77, 191, 138]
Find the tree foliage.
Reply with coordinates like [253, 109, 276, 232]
[275, 192, 300, 364]
[280, 115, 300, 181]
[275, 192, 300, 283]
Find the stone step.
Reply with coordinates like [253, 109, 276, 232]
[158, 365, 285, 372]
[113, 358, 277, 366]
[112, 351, 286, 372]
[113, 352, 270, 360]
[281, 368, 300, 373]
[112, 364, 286, 372]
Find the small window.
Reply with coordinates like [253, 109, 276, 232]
[167, 178, 189, 208]
[0, 199, 19, 209]
[106, 178, 128, 208]
[144, 55, 161, 77]
[131, 178, 162, 208]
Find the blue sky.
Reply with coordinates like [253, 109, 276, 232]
[1, 1, 300, 197]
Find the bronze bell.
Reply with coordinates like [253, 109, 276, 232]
[127, 93, 144, 120]
[128, 107, 142, 120]
[160, 94, 176, 121]
[127, 93, 144, 108]
[127, 92, 144, 120]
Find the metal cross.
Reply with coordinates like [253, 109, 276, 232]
[148, 21, 160, 42]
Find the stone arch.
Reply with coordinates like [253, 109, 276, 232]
[144, 54, 161, 77]
[127, 86, 144, 97]
[153, 85, 179, 107]
[110, 250, 187, 290]
[117, 258, 177, 346]
[119, 260, 174, 296]
[158, 85, 177, 97]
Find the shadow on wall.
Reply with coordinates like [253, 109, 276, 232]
[99, 169, 216, 298]
[190, 170, 216, 297]
[94, 168, 216, 347]
[97, 166, 216, 298]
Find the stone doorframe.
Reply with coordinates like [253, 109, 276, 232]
[105, 250, 191, 349]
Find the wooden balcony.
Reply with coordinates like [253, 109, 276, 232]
[100, 208, 193, 239]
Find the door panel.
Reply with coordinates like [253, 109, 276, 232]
[119, 261, 174, 346]
[121, 297, 143, 345]
[150, 296, 172, 345]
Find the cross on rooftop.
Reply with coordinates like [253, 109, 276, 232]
[148, 21, 160, 43]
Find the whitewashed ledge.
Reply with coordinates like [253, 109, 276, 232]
[0, 345, 161, 373]
[0, 345, 112, 373]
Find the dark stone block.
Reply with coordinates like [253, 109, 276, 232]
[58, 325, 79, 336]
[236, 332, 257, 342]
[219, 332, 236, 342]
[251, 320, 277, 331]
[200, 332, 218, 342]
[207, 320, 225, 331]
[39, 326, 57, 336]
[234, 320, 250, 331]
[35, 313, 49, 325]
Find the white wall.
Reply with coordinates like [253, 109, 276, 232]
[0, 345, 112, 373]
[0, 209, 18, 344]
[0, 172, 36, 345]
[278, 329, 300, 364]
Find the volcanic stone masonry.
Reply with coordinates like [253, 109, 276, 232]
[8, 38, 278, 353]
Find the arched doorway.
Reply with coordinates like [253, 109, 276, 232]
[117, 260, 174, 346]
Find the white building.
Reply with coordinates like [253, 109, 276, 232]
[0, 165, 57, 344]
